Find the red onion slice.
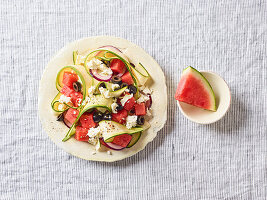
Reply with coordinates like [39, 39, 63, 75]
[146, 94, 152, 109]
[90, 69, 112, 82]
[100, 138, 125, 151]
[98, 45, 122, 53]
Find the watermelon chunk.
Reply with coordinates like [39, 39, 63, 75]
[61, 85, 74, 97]
[79, 113, 97, 129]
[75, 126, 89, 141]
[63, 72, 78, 88]
[64, 108, 79, 125]
[121, 71, 134, 85]
[111, 134, 132, 148]
[135, 103, 146, 116]
[123, 97, 136, 111]
[175, 66, 216, 111]
[70, 91, 83, 107]
[110, 59, 126, 74]
[112, 109, 128, 124]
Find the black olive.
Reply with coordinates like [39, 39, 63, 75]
[111, 76, 122, 84]
[129, 108, 135, 115]
[130, 63, 135, 68]
[128, 85, 137, 94]
[103, 111, 112, 120]
[137, 116, 145, 125]
[99, 82, 106, 88]
[116, 104, 123, 111]
[93, 111, 103, 123]
[73, 81, 82, 92]
[57, 113, 64, 121]
[121, 82, 128, 88]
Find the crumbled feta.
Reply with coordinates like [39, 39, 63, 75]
[58, 104, 66, 111]
[58, 95, 71, 104]
[87, 127, 101, 145]
[88, 86, 96, 97]
[125, 89, 130, 93]
[136, 94, 150, 103]
[99, 87, 111, 98]
[142, 87, 152, 94]
[120, 94, 133, 106]
[87, 58, 103, 69]
[111, 84, 120, 91]
[111, 102, 118, 113]
[107, 151, 112, 155]
[84, 95, 99, 105]
[88, 138, 98, 145]
[87, 58, 113, 76]
[99, 67, 113, 77]
[126, 115, 138, 129]
[87, 126, 101, 138]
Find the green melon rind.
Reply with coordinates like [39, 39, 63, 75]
[127, 132, 142, 148]
[183, 66, 216, 111]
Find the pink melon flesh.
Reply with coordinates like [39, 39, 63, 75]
[175, 67, 216, 111]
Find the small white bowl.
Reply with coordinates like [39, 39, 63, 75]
[177, 71, 231, 124]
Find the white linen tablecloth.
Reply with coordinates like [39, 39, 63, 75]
[0, 0, 266, 199]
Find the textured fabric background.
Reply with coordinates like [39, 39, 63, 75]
[0, 0, 267, 199]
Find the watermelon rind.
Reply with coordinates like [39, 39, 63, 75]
[182, 66, 216, 111]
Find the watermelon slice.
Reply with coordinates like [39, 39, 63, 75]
[175, 66, 216, 111]
[121, 71, 134, 85]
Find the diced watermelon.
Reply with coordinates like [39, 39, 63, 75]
[121, 71, 134, 85]
[63, 72, 78, 88]
[61, 85, 74, 97]
[111, 134, 132, 148]
[124, 97, 136, 111]
[135, 103, 146, 116]
[64, 108, 79, 125]
[79, 113, 97, 129]
[75, 126, 89, 141]
[70, 91, 83, 107]
[112, 109, 128, 124]
[110, 59, 126, 74]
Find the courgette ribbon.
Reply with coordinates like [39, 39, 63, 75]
[51, 66, 87, 112]
[62, 94, 113, 141]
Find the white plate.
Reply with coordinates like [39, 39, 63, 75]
[177, 71, 231, 124]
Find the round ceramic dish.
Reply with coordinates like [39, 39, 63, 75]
[177, 71, 231, 124]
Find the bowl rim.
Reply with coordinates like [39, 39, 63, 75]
[177, 71, 231, 124]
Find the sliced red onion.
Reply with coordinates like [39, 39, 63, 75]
[98, 45, 122, 53]
[147, 94, 152, 109]
[100, 138, 125, 151]
[90, 69, 112, 82]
